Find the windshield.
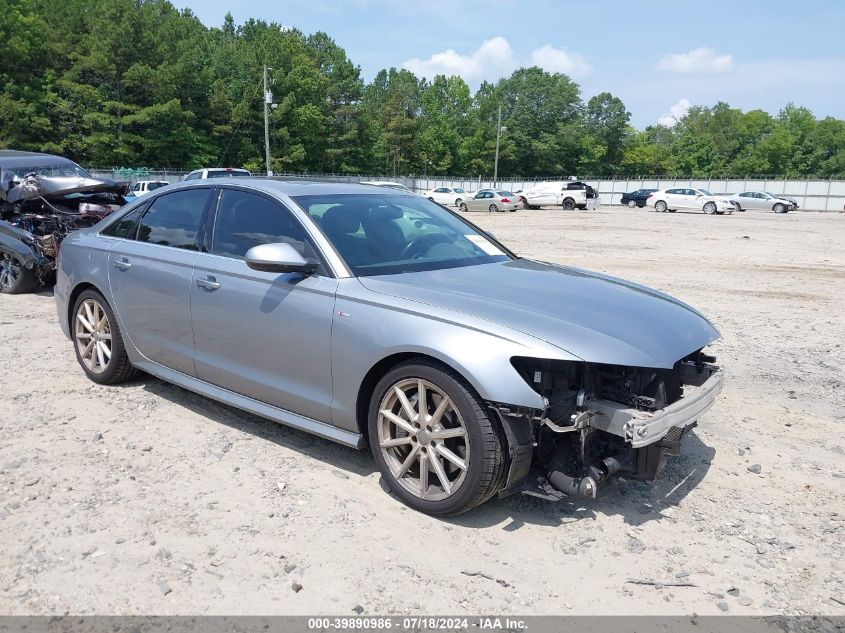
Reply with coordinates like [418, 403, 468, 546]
[697, 189, 714, 196]
[148, 181, 168, 191]
[293, 194, 511, 276]
[10, 162, 92, 179]
[207, 170, 250, 178]
[764, 192, 781, 198]
[497, 191, 514, 197]
[454, 188, 465, 193]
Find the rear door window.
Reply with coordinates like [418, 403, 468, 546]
[136, 189, 211, 250]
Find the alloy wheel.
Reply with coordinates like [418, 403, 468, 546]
[377, 378, 470, 502]
[488, 204, 498, 213]
[75, 298, 113, 374]
[0, 252, 21, 290]
[627, 199, 636, 208]
[704, 202, 717, 214]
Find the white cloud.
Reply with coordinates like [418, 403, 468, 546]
[530, 45, 592, 78]
[657, 98, 691, 127]
[658, 48, 734, 74]
[402, 37, 591, 84]
[402, 36, 517, 83]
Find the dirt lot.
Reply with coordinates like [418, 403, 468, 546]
[1, 206, 844, 616]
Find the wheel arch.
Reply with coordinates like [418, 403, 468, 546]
[355, 351, 479, 444]
[66, 281, 106, 334]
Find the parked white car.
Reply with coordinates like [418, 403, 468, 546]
[520, 180, 599, 210]
[184, 167, 251, 180]
[728, 191, 797, 213]
[424, 186, 468, 206]
[128, 180, 169, 198]
[647, 188, 736, 214]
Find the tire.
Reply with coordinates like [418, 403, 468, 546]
[654, 200, 668, 213]
[703, 201, 717, 214]
[562, 198, 576, 210]
[773, 203, 785, 213]
[368, 358, 506, 516]
[488, 204, 498, 213]
[627, 199, 637, 208]
[427, 197, 435, 202]
[0, 249, 39, 294]
[459, 203, 468, 212]
[72, 289, 137, 385]
[734, 203, 743, 212]
[455, 198, 462, 207]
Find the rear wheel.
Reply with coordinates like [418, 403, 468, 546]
[368, 359, 505, 516]
[0, 250, 38, 294]
[459, 203, 468, 213]
[562, 198, 576, 210]
[488, 204, 498, 213]
[703, 201, 717, 214]
[72, 289, 137, 385]
[654, 200, 668, 213]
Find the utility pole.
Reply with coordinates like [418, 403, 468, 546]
[263, 65, 272, 176]
[493, 104, 502, 187]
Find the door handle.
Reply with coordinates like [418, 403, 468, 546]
[113, 258, 131, 271]
[196, 275, 221, 291]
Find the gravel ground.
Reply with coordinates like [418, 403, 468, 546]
[1, 205, 843, 616]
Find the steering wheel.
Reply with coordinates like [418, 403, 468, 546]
[399, 233, 452, 259]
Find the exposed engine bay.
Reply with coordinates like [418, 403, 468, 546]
[491, 349, 722, 500]
[0, 160, 127, 287]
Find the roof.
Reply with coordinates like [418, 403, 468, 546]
[0, 150, 78, 168]
[167, 177, 416, 197]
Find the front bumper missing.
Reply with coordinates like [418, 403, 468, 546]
[589, 364, 723, 448]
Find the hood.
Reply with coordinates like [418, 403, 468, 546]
[358, 259, 720, 369]
[5, 174, 129, 203]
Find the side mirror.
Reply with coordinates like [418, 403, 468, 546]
[245, 242, 318, 275]
[696, 193, 703, 198]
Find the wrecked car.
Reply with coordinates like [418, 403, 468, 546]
[55, 180, 722, 516]
[0, 150, 128, 293]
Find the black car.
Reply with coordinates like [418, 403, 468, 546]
[0, 150, 128, 293]
[620, 188, 658, 208]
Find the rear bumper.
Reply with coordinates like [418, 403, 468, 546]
[589, 365, 723, 448]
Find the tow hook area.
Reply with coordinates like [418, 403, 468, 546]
[547, 471, 597, 498]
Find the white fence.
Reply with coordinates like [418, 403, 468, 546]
[89, 168, 845, 211]
[412, 177, 845, 212]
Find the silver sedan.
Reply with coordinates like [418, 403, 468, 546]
[729, 191, 797, 213]
[55, 180, 722, 516]
[459, 190, 521, 212]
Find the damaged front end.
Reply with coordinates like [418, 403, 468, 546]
[1, 165, 128, 287]
[489, 349, 722, 500]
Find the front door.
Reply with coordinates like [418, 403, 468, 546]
[190, 187, 337, 422]
[107, 187, 213, 376]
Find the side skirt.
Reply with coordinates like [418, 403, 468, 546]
[133, 359, 365, 449]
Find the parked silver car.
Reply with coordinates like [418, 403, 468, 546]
[728, 191, 797, 213]
[458, 190, 521, 212]
[55, 180, 722, 515]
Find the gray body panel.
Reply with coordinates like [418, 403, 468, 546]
[56, 179, 720, 447]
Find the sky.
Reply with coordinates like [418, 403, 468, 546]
[175, 0, 845, 129]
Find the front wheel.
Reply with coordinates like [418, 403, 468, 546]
[0, 250, 38, 294]
[459, 203, 468, 212]
[454, 198, 462, 207]
[703, 201, 717, 214]
[72, 289, 137, 384]
[627, 199, 637, 208]
[773, 203, 785, 213]
[488, 204, 498, 213]
[369, 359, 505, 516]
[654, 200, 667, 213]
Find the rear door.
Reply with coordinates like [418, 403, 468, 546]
[190, 187, 337, 422]
[107, 187, 213, 376]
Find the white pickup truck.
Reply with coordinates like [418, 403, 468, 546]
[520, 180, 600, 210]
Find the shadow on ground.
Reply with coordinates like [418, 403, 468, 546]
[129, 372, 715, 528]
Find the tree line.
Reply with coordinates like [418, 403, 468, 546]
[2, 0, 844, 178]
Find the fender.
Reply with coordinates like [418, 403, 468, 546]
[0, 219, 44, 270]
